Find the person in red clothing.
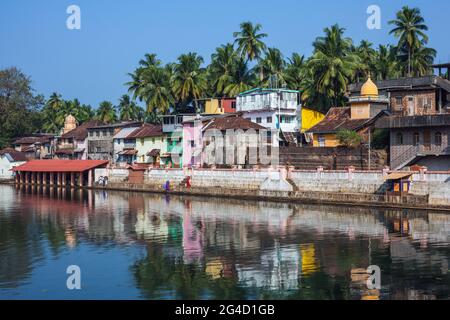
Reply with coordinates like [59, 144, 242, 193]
[186, 176, 191, 189]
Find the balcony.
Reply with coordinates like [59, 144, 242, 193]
[376, 114, 450, 129]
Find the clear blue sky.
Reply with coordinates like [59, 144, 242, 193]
[1, 0, 449, 108]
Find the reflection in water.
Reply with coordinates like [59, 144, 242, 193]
[0, 185, 449, 300]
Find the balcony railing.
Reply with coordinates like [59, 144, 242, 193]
[377, 114, 450, 129]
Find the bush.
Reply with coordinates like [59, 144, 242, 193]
[336, 129, 363, 148]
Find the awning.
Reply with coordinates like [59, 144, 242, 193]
[119, 149, 138, 156]
[385, 172, 413, 180]
[147, 149, 160, 157]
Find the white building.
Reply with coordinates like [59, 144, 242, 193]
[112, 126, 140, 164]
[0, 149, 27, 180]
[236, 88, 301, 144]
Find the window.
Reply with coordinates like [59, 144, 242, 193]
[231, 101, 236, 109]
[395, 97, 403, 106]
[251, 95, 255, 102]
[318, 135, 325, 147]
[102, 130, 107, 137]
[256, 117, 262, 123]
[413, 132, 420, 146]
[95, 131, 100, 137]
[396, 133, 403, 145]
[267, 116, 272, 123]
[435, 132, 442, 146]
[190, 140, 195, 148]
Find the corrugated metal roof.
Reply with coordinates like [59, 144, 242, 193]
[113, 127, 140, 139]
[126, 124, 163, 138]
[12, 160, 108, 172]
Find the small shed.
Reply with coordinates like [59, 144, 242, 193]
[385, 172, 413, 194]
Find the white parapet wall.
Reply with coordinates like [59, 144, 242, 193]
[95, 166, 450, 207]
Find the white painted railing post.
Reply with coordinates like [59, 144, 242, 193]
[316, 166, 324, 180]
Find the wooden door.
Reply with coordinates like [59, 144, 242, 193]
[423, 130, 431, 151]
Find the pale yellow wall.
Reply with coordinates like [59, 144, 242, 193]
[312, 133, 339, 147]
[301, 108, 325, 132]
[136, 136, 167, 163]
[205, 99, 223, 114]
[351, 103, 370, 119]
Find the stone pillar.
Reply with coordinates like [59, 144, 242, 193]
[79, 172, 84, 187]
[287, 166, 295, 180]
[419, 166, 428, 182]
[62, 173, 66, 187]
[25, 172, 29, 184]
[316, 166, 324, 180]
[58, 172, 62, 186]
[88, 170, 93, 187]
[70, 172, 75, 188]
[347, 166, 355, 181]
[43, 172, 47, 186]
[15, 172, 19, 184]
[50, 172, 54, 186]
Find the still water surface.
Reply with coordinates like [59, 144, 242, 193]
[0, 185, 449, 300]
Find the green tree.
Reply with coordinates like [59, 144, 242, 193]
[389, 6, 430, 77]
[0, 67, 43, 148]
[96, 101, 117, 123]
[223, 58, 256, 97]
[336, 129, 363, 148]
[397, 42, 436, 77]
[305, 24, 358, 111]
[208, 44, 238, 97]
[353, 40, 377, 82]
[172, 52, 207, 109]
[118, 94, 140, 121]
[233, 22, 267, 63]
[284, 53, 306, 92]
[258, 47, 286, 87]
[42, 92, 65, 133]
[373, 45, 400, 80]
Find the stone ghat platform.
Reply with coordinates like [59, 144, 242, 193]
[90, 167, 450, 211]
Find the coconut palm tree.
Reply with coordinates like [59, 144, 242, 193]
[96, 101, 117, 123]
[233, 22, 268, 63]
[172, 52, 207, 109]
[138, 53, 162, 69]
[353, 40, 377, 82]
[258, 47, 286, 87]
[223, 58, 256, 97]
[42, 93, 64, 133]
[284, 53, 306, 92]
[208, 44, 238, 97]
[306, 24, 358, 110]
[138, 67, 174, 114]
[398, 42, 436, 77]
[118, 94, 140, 121]
[389, 6, 429, 77]
[373, 45, 400, 80]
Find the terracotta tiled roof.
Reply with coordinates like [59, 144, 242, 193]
[13, 135, 54, 145]
[118, 149, 138, 155]
[205, 117, 266, 131]
[0, 148, 27, 162]
[306, 107, 369, 134]
[61, 120, 104, 140]
[126, 124, 163, 138]
[12, 160, 109, 172]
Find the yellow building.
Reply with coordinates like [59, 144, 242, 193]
[307, 76, 389, 147]
[301, 107, 325, 133]
[204, 99, 224, 114]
